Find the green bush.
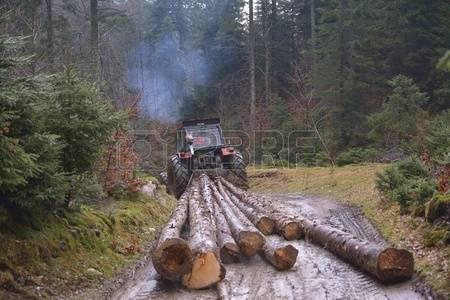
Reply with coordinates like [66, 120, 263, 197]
[0, 37, 68, 208]
[368, 75, 428, 152]
[44, 68, 124, 174]
[376, 157, 436, 210]
[425, 193, 450, 223]
[425, 111, 450, 164]
[336, 147, 379, 166]
[0, 37, 123, 209]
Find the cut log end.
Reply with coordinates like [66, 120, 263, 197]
[220, 242, 240, 264]
[273, 245, 299, 270]
[281, 222, 302, 240]
[377, 248, 414, 283]
[182, 252, 225, 289]
[238, 231, 266, 256]
[257, 217, 276, 235]
[152, 238, 193, 280]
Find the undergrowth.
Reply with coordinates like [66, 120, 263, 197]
[0, 188, 175, 299]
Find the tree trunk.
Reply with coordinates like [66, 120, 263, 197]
[262, 0, 271, 105]
[45, 0, 54, 65]
[209, 178, 265, 257]
[271, 0, 277, 92]
[223, 187, 275, 235]
[249, 0, 256, 134]
[221, 178, 301, 240]
[182, 178, 225, 289]
[310, 0, 316, 71]
[152, 186, 193, 281]
[259, 236, 298, 270]
[297, 217, 414, 283]
[90, 0, 100, 81]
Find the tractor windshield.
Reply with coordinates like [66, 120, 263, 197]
[185, 125, 224, 150]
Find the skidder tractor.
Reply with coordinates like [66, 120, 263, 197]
[167, 118, 248, 198]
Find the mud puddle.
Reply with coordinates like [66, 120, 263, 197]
[112, 194, 428, 300]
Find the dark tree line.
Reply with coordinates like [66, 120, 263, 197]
[2, 0, 449, 161]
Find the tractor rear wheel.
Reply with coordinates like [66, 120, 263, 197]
[167, 155, 190, 199]
[223, 152, 248, 190]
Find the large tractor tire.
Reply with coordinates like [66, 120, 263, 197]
[223, 152, 249, 190]
[167, 155, 190, 199]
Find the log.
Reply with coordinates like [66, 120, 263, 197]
[208, 178, 265, 257]
[223, 188, 275, 235]
[222, 178, 414, 282]
[152, 186, 193, 281]
[200, 174, 240, 263]
[213, 200, 240, 264]
[259, 236, 298, 271]
[297, 217, 414, 283]
[181, 178, 225, 289]
[221, 178, 301, 240]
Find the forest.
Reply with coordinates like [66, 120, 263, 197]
[0, 0, 449, 299]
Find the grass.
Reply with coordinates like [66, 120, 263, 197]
[249, 164, 450, 299]
[0, 187, 176, 299]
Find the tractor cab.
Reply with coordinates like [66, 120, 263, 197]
[167, 118, 248, 198]
[177, 118, 226, 154]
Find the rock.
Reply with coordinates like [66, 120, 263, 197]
[141, 181, 157, 198]
[86, 268, 103, 279]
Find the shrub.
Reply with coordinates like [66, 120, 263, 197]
[368, 75, 428, 152]
[336, 147, 379, 166]
[0, 37, 68, 208]
[425, 193, 450, 223]
[0, 37, 123, 209]
[376, 157, 436, 210]
[425, 111, 450, 164]
[44, 68, 125, 174]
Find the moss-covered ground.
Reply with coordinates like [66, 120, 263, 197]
[249, 164, 449, 299]
[0, 186, 175, 299]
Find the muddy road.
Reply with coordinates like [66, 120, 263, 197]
[112, 194, 426, 300]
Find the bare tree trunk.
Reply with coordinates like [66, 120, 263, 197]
[45, 0, 54, 65]
[90, 0, 100, 81]
[262, 0, 271, 105]
[221, 178, 301, 240]
[152, 187, 193, 281]
[310, 0, 316, 71]
[249, 0, 256, 135]
[271, 0, 277, 92]
[182, 178, 225, 289]
[297, 217, 414, 282]
[209, 178, 265, 257]
[259, 236, 298, 270]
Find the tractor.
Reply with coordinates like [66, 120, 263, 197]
[166, 118, 248, 198]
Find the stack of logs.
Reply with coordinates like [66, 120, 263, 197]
[152, 174, 414, 289]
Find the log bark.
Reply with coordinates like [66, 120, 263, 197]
[200, 174, 239, 263]
[182, 178, 225, 289]
[152, 186, 193, 281]
[297, 217, 414, 283]
[259, 236, 298, 271]
[221, 178, 301, 240]
[224, 188, 275, 235]
[213, 200, 240, 264]
[209, 178, 265, 257]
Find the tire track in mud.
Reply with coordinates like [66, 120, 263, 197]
[112, 193, 425, 300]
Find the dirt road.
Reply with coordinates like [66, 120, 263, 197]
[112, 194, 428, 300]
